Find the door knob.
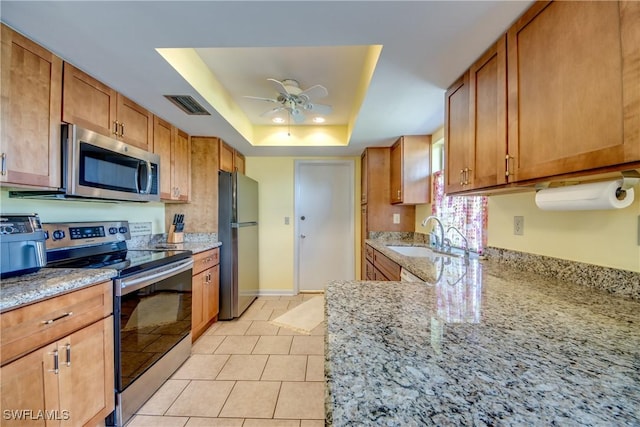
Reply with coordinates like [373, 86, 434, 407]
[300, 234, 306, 239]
[300, 216, 306, 220]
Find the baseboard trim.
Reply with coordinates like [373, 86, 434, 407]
[257, 289, 297, 297]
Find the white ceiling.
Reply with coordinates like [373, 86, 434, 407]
[1, 1, 534, 157]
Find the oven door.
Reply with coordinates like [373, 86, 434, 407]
[114, 258, 193, 392]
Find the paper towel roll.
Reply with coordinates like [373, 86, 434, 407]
[534, 180, 634, 211]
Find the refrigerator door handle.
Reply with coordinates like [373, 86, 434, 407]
[232, 222, 258, 228]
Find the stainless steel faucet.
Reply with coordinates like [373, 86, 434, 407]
[421, 215, 444, 250]
[446, 226, 469, 257]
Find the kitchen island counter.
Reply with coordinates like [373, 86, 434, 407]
[325, 260, 640, 425]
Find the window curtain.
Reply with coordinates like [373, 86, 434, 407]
[431, 170, 488, 253]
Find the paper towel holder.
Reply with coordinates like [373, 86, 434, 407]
[534, 169, 640, 198]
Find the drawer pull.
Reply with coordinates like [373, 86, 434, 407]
[42, 311, 73, 325]
[65, 343, 71, 367]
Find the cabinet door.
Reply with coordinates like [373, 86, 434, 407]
[1, 24, 62, 188]
[117, 94, 153, 151]
[58, 318, 114, 427]
[218, 140, 234, 172]
[0, 342, 58, 427]
[360, 151, 368, 204]
[153, 116, 173, 200]
[445, 72, 471, 194]
[468, 36, 507, 190]
[173, 128, 191, 202]
[205, 264, 220, 320]
[507, 1, 640, 181]
[389, 139, 402, 203]
[234, 151, 245, 174]
[191, 270, 206, 334]
[62, 62, 117, 138]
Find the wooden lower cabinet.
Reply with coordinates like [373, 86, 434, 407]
[0, 314, 114, 427]
[192, 248, 220, 340]
[365, 244, 401, 281]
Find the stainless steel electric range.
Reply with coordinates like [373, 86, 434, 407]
[43, 221, 193, 427]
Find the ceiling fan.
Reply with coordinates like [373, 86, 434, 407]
[244, 78, 333, 124]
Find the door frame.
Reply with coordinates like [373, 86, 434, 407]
[293, 159, 355, 293]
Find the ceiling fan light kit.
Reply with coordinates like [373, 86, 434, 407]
[245, 77, 333, 124]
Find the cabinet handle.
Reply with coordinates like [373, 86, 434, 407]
[460, 169, 465, 185]
[113, 121, 119, 136]
[65, 343, 71, 367]
[42, 311, 73, 325]
[505, 155, 513, 177]
[465, 168, 472, 185]
[120, 122, 125, 137]
[49, 350, 59, 374]
[396, 190, 401, 199]
[1, 153, 6, 176]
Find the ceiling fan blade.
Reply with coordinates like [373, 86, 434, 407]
[304, 103, 333, 115]
[290, 108, 305, 123]
[244, 95, 279, 103]
[299, 84, 328, 99]
[260, 106, 286, 117]
[267, 78, 290, 96]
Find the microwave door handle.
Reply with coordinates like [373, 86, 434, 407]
[137, 160, 153, 194]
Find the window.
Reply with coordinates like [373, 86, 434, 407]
[428, 137, 487, 253]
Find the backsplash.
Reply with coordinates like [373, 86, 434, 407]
[128, 232, 218, 249]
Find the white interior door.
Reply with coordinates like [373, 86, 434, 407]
[295, 160, 355, 292]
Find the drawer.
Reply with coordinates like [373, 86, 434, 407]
[192, 248, 220, 276]
[365, 245, 375, 263]
[373, 250, 401, 281]
[1, 280, 112, 366]
[365, 260, 376, 280]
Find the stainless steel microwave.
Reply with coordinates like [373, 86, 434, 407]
[9, 125, 160, 203]
[61, 124, 160, 202]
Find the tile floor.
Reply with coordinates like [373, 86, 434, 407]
[127, 294, 326, 427]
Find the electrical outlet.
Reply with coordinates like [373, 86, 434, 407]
[393, 213, 400, 224]
[284, 216, 290, 225]
[514, 216, 524, 236]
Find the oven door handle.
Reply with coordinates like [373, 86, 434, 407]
[116, 258, 194, 296]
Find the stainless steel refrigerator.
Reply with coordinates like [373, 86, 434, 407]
[218, 171, 259, 319]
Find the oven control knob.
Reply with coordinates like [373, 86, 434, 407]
[52, 230, 65, 240]
[109, 227, 118, 235]
[118, 226, 128, 234]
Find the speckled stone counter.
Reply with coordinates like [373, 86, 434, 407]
[1, 268, 117, 312]
[325, 254, 640, 425]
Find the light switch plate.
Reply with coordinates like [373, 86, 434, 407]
[284, 216, 290, 225]
[393, 213, 400, 224]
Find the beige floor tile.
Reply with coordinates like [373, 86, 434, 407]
[289, 336, 325, 355]
[256, 296, 280, 301]
[203, 322, 223, 335]
[262, 300, 291, 310]
[286, 300, 303, 310]
[300, 420, 324, 427]
[185, 417, 244, 427]
[172, 354, 229, 380]
[243, 419, 300, 427]
[302, 293, 323, 300]
[218, 381, 281, 419]
[305, 356, 325, 382]
[252, 336, 293, 355]
[126, 415, 188, 426]
[191, 335, 225, 354]
[278, 295, 304, 302]
[209, 320, 253, 336]
[261, 355, 307, 381]
[274, 382, 325, 419]
[214, 336, 259, 354]
[241, 308, 274, 321]
[137, 379, 190, 415]
[270, 309, 289, 321]
[216, 354, 268, 380]
[246, 320, 280, 336]
[165, 380, 234, 417]
[310, 322, 326, 336]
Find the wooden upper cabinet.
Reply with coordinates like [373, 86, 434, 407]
[507, 0, 640, 182]
[62, 62, 153, 151]
[390, 135, 431, 204]
[173, 128, 191, 201]
[234, 151, 246, 174]
[0, 24, 62, 189]
[360, 150, 368, 204]
[219, 140, 234, 172]
[445, 73, 471, 194]
[153, 116, 190, 202]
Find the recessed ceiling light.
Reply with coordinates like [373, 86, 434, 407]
[272, 117, 285, 124]
[312, 117, 326, 124]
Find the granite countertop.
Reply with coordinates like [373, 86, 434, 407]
[326, 246, 640, 425]
[0, 268, 117, 313]
[148, 240, 221, 254]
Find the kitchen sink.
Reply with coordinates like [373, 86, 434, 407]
[386, 246, 435, 257]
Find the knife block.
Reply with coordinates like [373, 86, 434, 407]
[167, 225, 184, 243]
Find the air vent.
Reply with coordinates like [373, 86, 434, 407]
[164, 95, 210, 115]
